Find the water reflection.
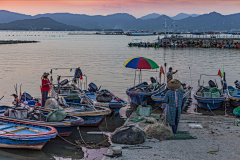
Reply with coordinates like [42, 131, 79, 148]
[0, 31, 239, 159]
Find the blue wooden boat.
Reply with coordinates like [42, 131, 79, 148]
[18, 91, 111, 127]
[0, 118, 57, 150]
[227, 82, 240, 107]
[194, 74, 227, 110]
[151, 86, 193, 109]
[126, 82, 166, 105]
[0, 106, 84, 136]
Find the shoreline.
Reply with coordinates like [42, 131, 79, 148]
[103, 112, 240, 160]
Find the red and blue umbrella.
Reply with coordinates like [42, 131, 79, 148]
[123, 57, 159, 69]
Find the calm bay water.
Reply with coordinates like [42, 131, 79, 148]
[0, 31, 240, 159]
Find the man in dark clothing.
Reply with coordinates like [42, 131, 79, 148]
[75, 67, 83, 79]
[166, 67, 178, 82]
[74, 67, 83, 85]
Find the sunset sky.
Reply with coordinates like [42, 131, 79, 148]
[0, 0, 240, 18]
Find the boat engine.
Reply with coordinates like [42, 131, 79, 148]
[208, 80, 216, 88]
[88, 82, 101, 92]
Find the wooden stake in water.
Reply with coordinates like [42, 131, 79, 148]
[189, 66, 192, 87]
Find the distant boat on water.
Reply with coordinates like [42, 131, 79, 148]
[127, 32, 157, 36]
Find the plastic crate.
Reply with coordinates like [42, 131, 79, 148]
[203, 92, 212, 98]
[136, 105, 152, 117]
[212, 92, 220, 98]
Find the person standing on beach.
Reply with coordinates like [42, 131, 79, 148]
[166, 67, 178, 82]
[164, 79, 183, 136]
[41, 72, 51, 107]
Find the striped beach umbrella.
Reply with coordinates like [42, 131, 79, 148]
[123, 57, 159, 69]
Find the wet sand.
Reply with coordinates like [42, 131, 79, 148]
[103, 112, 240, 160]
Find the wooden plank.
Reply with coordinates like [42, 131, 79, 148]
[8, 126, 28, 134]
[15, 126, 43, 134]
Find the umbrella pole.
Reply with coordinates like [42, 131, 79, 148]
[134, 70, 136, 86]
[139, 69, 141, 84]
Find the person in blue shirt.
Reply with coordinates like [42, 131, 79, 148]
[74, 67, 83, 85]
[75, 67, 82, 78]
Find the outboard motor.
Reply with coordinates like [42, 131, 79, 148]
[208, 80, 216, 88]
[60, 79, 68, 86]
[181, 83, 186, 89]
[21, 92, 32, 100]
[88, 82, 99, 92]
[235, 80, 240, 89]
[150, 77, 157, 84]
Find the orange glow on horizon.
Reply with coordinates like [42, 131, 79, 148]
[0, 0, 240, 17]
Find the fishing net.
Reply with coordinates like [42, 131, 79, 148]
[144, 123, 173, 140]
[132, 115, 159, 123]
[234, 106, 240, 113]
[45, 98, 62, 109]
[233, 107, 240, 116]
[66, 93, 80, 101]
[46, 109, 67, 122]
[168, 131, 197, 140]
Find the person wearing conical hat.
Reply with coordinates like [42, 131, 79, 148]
[164, 79, 183, 136]
[41, 72, 51, 107]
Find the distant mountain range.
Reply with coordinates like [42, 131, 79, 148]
[140, 13, 199, 20]
[0, 17, 83, 31]
[171, 13, 199, 20]
[0, 10, 240, 31]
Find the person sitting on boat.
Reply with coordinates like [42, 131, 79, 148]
[167, 67, 178, 82]
[41, 72, 51, 107]
[149, 77, 158, 90]
[164, 79, 183, 136]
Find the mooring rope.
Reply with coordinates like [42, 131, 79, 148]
[57, 134, 81, 148]
[77, 126, 90, 147]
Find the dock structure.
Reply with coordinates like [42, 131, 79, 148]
[159, 34, 240, 47]
[0, 40, 39, 44]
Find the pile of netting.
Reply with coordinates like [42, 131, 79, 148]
[144, 123, 173, 140]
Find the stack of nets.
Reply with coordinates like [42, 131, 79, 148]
[144, 123, 173, 140]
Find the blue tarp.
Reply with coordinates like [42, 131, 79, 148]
[127, 92, 144, 105]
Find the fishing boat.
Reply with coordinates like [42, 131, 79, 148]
[50, 68, 112, 116]
[151, 83, 193, 110]
[81, 82, 127, 114]
[123, 57, 166, 105]
[49, 68, 123, 115]
[202, 43, 210, 48]
[0, 105, 84, 136]
[0, 118, 57, 150]
[126, 81, 166, 105]
[50, 81, 113, 118]
[128, 39, 143, 47]
[36, 101, 111, 127]
[194, 74, 227, 110]
[227, 80, 240, 107]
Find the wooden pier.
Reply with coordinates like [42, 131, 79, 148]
[0, 40, 39, 44]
